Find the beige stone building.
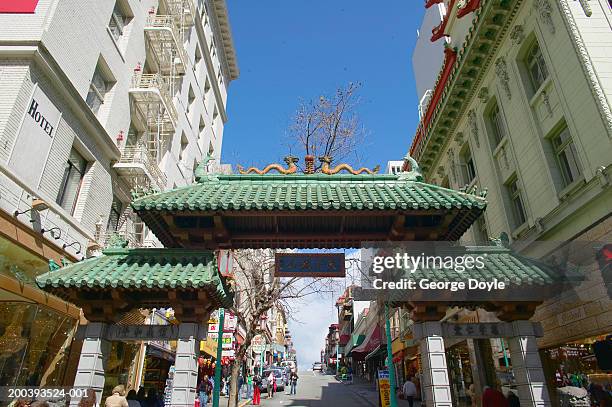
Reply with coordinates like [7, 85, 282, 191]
[409, 0, 611, 401]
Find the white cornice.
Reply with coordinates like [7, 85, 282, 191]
[209, 0, 239, 81]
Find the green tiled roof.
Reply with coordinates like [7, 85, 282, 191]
[36, 248, 233, 308]
[131, 174, 487, 212]
[403, 246, 569, 285]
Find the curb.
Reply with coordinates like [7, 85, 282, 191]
[238, 399, 252, 407]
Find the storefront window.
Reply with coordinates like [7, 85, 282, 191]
[103, 342, 140, 399]
[446, 341, 474, 407]
[0, 302, 77, 386]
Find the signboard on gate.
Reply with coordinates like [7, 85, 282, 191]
[275, 253, 345, 277]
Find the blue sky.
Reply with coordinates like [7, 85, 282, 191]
[222, 2, 426, 369]
[222, 1, 425, 170]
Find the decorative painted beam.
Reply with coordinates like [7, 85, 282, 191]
[425, 0, 444, 8]
[457, 0, 480, 18]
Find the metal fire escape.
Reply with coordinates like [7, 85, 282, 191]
[110, 0, 195, 248]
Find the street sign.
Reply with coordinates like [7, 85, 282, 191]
[275, 253, 345, 277]
[378, 370, 391, 407]
[252, 334, 265, 353]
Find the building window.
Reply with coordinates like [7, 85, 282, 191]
[86, 64, 112, 115]
[179, 132, 188, 162]
[526, 41, 548, 92]
[57, 149, 88, 215]
[187, 86, 195, 118]
[507, 178, 527, 227]
[487, 102, 506, 147]
[108, 3, 128, 41]
[106, 196, 123, 232]
[551, 126, 582, 186]
[194, 46, 202, 73]
[460, 146, 476, 185]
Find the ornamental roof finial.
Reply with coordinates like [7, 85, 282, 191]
[398, 154, 424, 181]
[195, 152, 218, 182]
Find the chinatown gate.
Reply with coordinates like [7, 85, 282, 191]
[37, 155, 555, 406]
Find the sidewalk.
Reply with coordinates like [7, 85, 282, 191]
[343, 376, 422, 407]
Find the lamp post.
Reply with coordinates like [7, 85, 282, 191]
[384, 303, 398, 407]
[212, 308, 225, 407]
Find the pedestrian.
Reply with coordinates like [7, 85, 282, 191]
[144, 388, 162, 407]
[199, 376, 212, 406]
[136, 388, 146, 405]
[105, 385, 128, 407]
[237, 374, 244, 401]
[246, 373, 253, 399]
[267, 372, 274, 398]
[253, 375, 261, 405]
[466, 383, 477, 407]
[482, 384, 509, 407]
[290, 371, 299, 395]
[507, 391, 520, 407]
[77, 389, 97, 407]
[126, 390, 141, 407]
[402, 377, 417, 407]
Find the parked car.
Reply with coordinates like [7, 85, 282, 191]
[260, 369, 285, 392]
[312, 362, 323, 371]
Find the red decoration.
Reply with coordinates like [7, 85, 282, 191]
[430, 0, 458, 42]
[134, 62, 142, 72]
[457, 0, 480, 18]
[0, 0, 39, 13]
[425, 0, 443, 8]
[409, 46, 458, 162]
[116, 131, 124, 142]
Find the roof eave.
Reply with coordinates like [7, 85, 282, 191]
[211, 0, 240, 81]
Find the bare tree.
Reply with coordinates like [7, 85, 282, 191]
[224, 249, 341, 407]
[287, 82, 366, 171]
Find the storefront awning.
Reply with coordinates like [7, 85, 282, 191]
[349, 324, 381, 357]
[365, 345, 387, 362]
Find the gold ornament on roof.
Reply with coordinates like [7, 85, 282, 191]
[319, 156, 380, 175]
[237, 156, 299, 175]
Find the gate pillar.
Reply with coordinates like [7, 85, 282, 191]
[414, 321, 452, 407]
[72, 322, 109, 407]
[169, 323, 200, 407]
[507, 321, 551, 406]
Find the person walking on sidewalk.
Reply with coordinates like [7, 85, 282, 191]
[402, 377, 417, 407]
[246, 373, 253, 399]
[290, 371, 299, 395]
[252, 375, 261, 405]
[266, 372, 274, 399]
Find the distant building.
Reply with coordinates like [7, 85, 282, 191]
[386, 160, 404, 175]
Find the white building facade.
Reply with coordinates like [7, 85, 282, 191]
[0, 0, 238, 388]
[408, 0, 611, 404]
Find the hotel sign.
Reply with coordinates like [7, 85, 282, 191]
[275, 253, 345, 278]
[9, 85, 62, 189]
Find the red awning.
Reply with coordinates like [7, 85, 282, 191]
[339, 334, 351, 346]
[350, 324, 381, 355]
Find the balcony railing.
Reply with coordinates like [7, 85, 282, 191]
[144, 15, 186, 75]
[115, 146, 167, 190]
[130, 73, 178, 124]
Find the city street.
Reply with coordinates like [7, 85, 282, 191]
[250, 371, 374, 407]
[242, 371, 421, 407]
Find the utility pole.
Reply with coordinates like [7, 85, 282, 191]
[212, 308, 225, 407]
[384, 303, 398, 407]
